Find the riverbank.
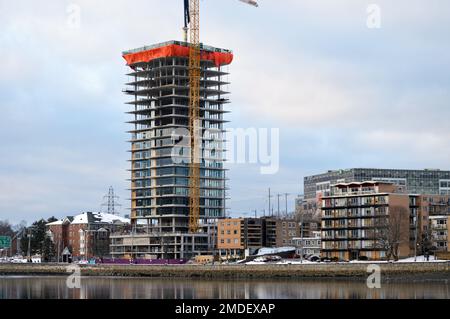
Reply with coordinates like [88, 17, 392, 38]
[0, 262, 448, 280]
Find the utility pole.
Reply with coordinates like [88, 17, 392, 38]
[284, 193, 289, 218]
[414, 209, 419, 262]
[268, 188, 272, 219]
[57, 239, 60, 263]
[277, 194, 281, 219]
[27, 228, 32, 262]
[130, 224, 135, 263]
[300, 212, 304, 264]
[269, 187, 272, 220]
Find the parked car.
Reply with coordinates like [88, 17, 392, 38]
[266, 255, 282, 262]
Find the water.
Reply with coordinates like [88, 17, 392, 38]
[0, 276, 449, 299]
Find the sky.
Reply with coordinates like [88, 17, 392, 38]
[1, 0, 450, 224]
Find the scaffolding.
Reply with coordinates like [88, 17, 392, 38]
[119, 41, 232, 259]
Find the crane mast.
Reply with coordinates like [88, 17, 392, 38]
[186, 0, 258, 234]
[188, 0, 201, 233]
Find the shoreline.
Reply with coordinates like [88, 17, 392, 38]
[0, 262, 448, 280]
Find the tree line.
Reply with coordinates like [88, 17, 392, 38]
[0, 217, 58, 262]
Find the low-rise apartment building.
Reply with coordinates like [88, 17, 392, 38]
[263, 218, 299, 247]
[321, 181, 412, 261]
[276, 219, 300, 246]
[293, 231, 321, 258]
[242, 218, 264, 250]
[47, 212, 129, 261]
[216, 217, 300, 259]
[217, 218, 263, 258]
[430, 215, 449, 252]
[217, 218, 244, 259]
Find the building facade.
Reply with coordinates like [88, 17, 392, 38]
[275, 219, 300, 247]
[111, 41, 233, 259]
[293, 231, 321, 258]
[47, 212, 129, 261]
[305, 168, 450, 202]
[321, 182, 412, 261]
[241, 218, 264, 252]
[429, 215, 450, 252]
[216, 217, 300, 259]
[217, 218, 244, 259]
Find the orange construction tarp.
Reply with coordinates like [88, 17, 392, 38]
[123, 44, 233, 67]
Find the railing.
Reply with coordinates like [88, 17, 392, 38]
[332, 190, 378, 196]
[122, 41, 232, 56]
[432, 224, 448, 230]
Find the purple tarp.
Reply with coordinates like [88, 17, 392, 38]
[100, 258, 188, 265]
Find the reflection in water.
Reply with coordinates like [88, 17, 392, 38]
[0, 276, 449, 299]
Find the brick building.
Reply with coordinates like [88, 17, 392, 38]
[216, 217, 300, 260]
[321, 181, 412, 261]
[47, 212, 129, 261]
[217, 218, 244, 259]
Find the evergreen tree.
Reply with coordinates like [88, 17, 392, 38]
[19, 217, 59, 259]
[42, 236, 56, 262]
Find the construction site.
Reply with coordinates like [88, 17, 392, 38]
[110, 1, 258, 260]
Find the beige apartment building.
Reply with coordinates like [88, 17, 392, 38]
[429, 215, 450, 252]
[217, 218, 244, 259]
[321, 182, 412, 261]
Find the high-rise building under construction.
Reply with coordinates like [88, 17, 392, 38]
[110, 41, 233, 259]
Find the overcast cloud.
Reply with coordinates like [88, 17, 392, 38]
[0, 0, 449, 223]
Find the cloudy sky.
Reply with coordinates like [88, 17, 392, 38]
[1, 0, 449, 224]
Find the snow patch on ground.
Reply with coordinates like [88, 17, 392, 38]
[244, 255, 448, 265]
[397, 256, 442, 263]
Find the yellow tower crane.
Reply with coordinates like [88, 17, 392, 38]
[184, 0, 258, 233]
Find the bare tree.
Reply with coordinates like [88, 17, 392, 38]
[374, 206, 409, 261]
[0, 220, 14, 237]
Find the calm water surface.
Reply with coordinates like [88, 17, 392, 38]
[0, 276, 449, 299]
